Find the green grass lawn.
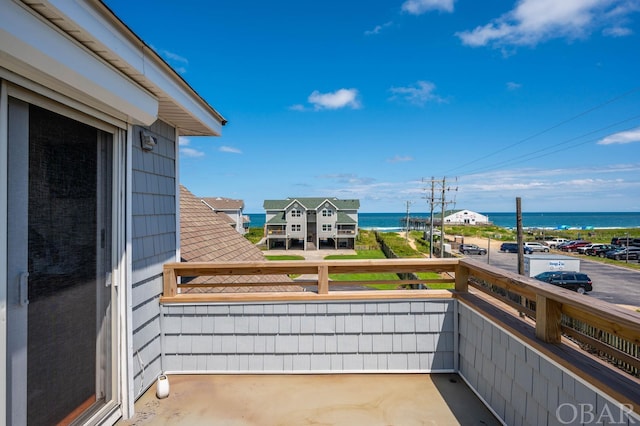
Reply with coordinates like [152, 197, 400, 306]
[324, 250, 387, 260]
[264, 255, 305, 261]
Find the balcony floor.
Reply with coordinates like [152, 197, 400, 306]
[117, 373, 499, 425]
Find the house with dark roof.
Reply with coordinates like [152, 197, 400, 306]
[263, 197, 360, 250]
[201, 196, 249, 234]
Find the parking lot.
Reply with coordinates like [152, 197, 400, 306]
[465, 239, 640, 308]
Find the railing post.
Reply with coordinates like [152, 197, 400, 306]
[317, 265, 329, 294]
[535, 294, 562, 343]
[163, 265, 177, 298]
[455, 263, 469, 293]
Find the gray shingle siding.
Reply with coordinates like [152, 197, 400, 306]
[131, 120, 177, 397]
[457, 303, 638, 426]
[161, 299, 455, 373]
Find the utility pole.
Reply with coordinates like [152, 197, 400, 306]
[423, 176, 457, 258]
[404, 200, 412, 243]
[516, 197, 524, 275]
[428, 178, 435, 258]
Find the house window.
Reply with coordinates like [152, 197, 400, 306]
[291, 209, 301, 217]
[322, 209, 333, 217]
[322, 224, 332, 232]
[291, 224, 301, 232]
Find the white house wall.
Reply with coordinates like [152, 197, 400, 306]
[130, 120, 178, 398]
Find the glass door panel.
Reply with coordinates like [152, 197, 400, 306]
[7, 99, 113, 425]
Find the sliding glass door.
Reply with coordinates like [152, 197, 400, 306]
[7, 98, 115, 425]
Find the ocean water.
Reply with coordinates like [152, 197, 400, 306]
[247, 212, 640, 231]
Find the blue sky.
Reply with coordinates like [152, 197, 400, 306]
[106, 0, 640, 213]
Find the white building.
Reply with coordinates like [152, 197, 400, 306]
[442, 209, 490, 225]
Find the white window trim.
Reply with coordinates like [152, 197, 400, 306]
[0, 81, 131, 421]
[0, 79, 9, 426]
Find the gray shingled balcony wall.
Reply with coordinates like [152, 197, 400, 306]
[458, 304, 634, 426]
[131, 120, 177, 397]
[161, 300, 456, 373]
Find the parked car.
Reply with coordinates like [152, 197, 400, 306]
[606, 246, 640, 261]
[555, 240, 577, 250]
[610, 237, 640, 246]
[499, 242, 533, 254]
[533, 271, 593, 294]
[543, 238, 569, 248]
[559, 241, 592, 252]
[576, 243, 603, 255]
[458, 244, 487, 255]
[585, 244, 619, 257]
[524, 242, 550, 252]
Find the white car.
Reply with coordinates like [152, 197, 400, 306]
[543, 238, 569, 248]
[524, 242, 550, 252]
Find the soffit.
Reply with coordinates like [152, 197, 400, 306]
[22, 0, 225, 136]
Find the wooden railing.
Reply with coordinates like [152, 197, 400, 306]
[162, 258, 458, 300]
[162, 257, 640, 378]
[457, 258, 640, 376]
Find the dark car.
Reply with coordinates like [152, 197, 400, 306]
[533, 271, 593, 294]
[559, 241, 591, 252]
[458, 244, 487, 255]
[610, 237, 640, 246]
[586, 244, 619, 257]
[499, 242, 533, 254]
[606, 246, 640, 261]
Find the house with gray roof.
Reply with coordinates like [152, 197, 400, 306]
[201, 196, 249, 234]
[263, 197, 360, 250]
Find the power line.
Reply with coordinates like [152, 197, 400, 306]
[445, 86, 640, 175]
[457, 114, 640, 177]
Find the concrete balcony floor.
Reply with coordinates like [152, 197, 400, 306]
[118, 373, 500, 425]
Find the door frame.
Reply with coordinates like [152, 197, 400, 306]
[1, 79, 132, 425]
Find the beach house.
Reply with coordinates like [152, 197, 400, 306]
[263, 197, 359, 250]
[201, 196, 248, 234]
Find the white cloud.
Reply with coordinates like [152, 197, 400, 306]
[308, 89, 361, 110]
[219, 146, 243, 154]
[506, 81, 522, 90]
[180, 148, 205, 158]
[179, 137, 205, 157]
[603, 26, 633, 36]
[288, 104, 307, 111]
[401, 0, 455, 15]
[161, 50, 189, 74]
[389, 80, 445, 106]
[365, 21, 393, 35]
[387, 155, 414, 163]
[456, 0, 637, 48]
[162, 50, 189, 64]
[597, 127, 640, 144]
[456, 164, 640, 210]
[318, 173, 376, 185]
